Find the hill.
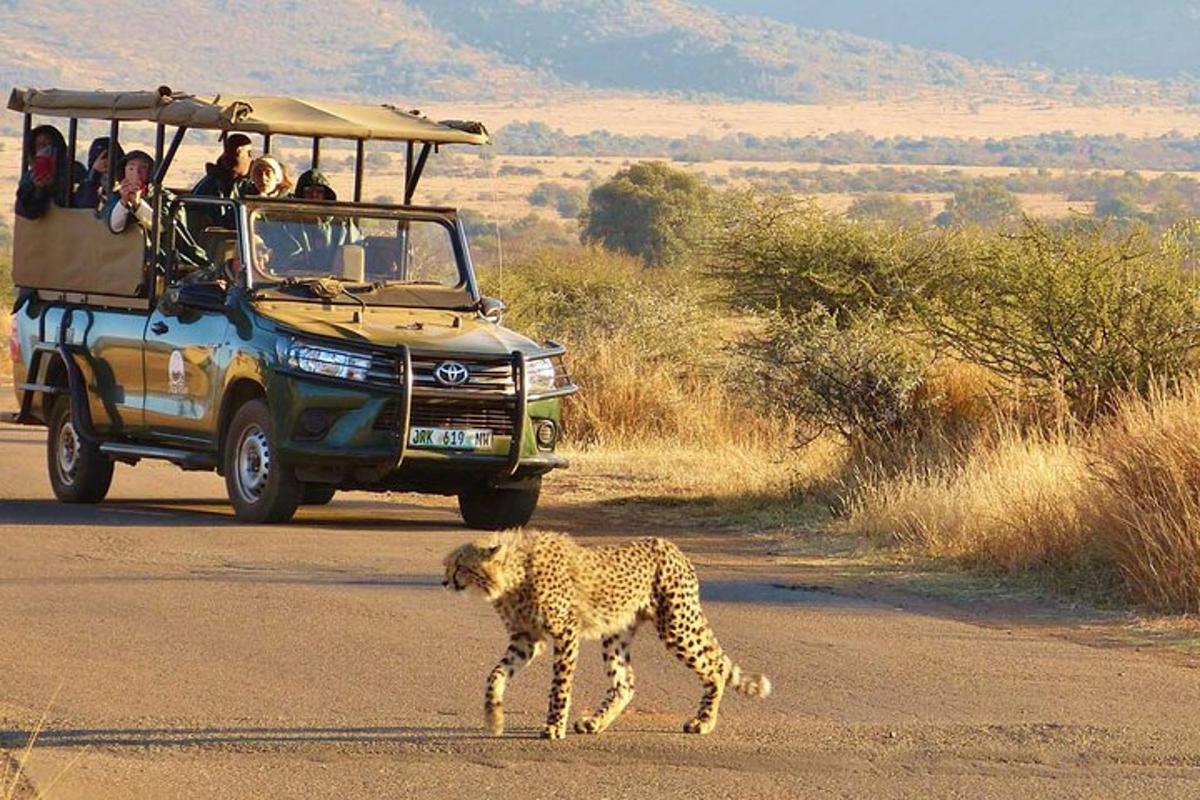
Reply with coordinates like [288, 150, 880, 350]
[0, 0, 1182, 105]
[701, 0, 1200, 81]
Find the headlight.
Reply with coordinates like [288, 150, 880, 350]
[525, 358, 558, 395]
[285, 341, 371, 382]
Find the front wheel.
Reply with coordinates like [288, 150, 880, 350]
[458, 478, 541, 530]
[223, 399, 302, 523]
[46, 394, 114, 503]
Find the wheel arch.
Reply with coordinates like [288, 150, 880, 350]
[216, 378, 267, 475]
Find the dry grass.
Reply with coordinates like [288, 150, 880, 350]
[1090, 382, 1200, 612]
[846, 428, 1091, 571]
[844, 375, 1200, 612]
[423, 94, 1200, 140]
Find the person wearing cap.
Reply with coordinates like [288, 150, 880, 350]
[73, 137, 125, 211]
[192, 133, 254, 201]
[105, 150, 209, 270]
[189, 132, 254, 233]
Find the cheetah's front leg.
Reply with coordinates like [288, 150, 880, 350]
[541, 628, 580, 740]
[485, 632, 543, 736]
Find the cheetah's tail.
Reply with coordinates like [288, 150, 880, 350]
[729, 662, 772, 699]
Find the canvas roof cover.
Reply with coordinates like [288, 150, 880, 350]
[7, 87, 489, 145]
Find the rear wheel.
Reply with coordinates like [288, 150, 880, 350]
[301, 484, 337, 506]
[458, 478, 541, 530]
[46, 394, 114, 503]
[223, 399, 302, 523]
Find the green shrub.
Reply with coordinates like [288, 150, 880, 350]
[710, 193, 934, 324]
[922, 220, 1200, 417]
[743, 306, 929, 445]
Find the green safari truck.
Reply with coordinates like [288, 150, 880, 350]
[6, 87, 576, 526]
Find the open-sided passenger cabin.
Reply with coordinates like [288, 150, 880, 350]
[7, 86, 490, 311]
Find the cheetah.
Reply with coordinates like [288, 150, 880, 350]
[442, 530, 772, 740]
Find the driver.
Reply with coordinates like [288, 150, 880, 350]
[292, 169, 362, 271]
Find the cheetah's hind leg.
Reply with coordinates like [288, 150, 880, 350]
[575, 626, 637, 735]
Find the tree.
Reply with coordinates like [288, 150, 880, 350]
[934, 179, 1022, 227]
[580, 161, 714, 266]
[846, 193, 932, 226]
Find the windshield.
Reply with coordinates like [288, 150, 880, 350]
[248, 207, 466, 289]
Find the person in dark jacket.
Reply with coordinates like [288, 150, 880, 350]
[15, 124, 82, 219]
[191, 133, 254, 200]
[104, 150, 209, 270]
[189, 132, 254, 233]
[73, 137, 125, 211]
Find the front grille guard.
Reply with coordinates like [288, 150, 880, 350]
[386, 346, 529, 476]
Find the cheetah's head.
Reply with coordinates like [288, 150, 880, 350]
[442, 540, 504, 597]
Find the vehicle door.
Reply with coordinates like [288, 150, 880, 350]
[141, 197, 236, 446]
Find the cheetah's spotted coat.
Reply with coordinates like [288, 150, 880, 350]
[442, 531, 772, 739]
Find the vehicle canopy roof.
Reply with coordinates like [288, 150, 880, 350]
[6, 87, 489, 145]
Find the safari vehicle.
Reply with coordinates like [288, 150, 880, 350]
[6, 87, 575, 526]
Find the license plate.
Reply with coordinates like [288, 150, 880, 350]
[408, 426, 494, 451]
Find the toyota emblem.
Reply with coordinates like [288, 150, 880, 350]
[433, 361, 470, 387]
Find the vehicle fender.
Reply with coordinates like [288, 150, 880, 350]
[213, 351, 270, 472]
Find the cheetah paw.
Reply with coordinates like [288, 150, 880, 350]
[574, 717, 608, 735]
[485, 704, 504, 736]
[539, 723, 568, 740]
[683, 717, 717, 735]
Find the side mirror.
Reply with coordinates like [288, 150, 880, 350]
[479, 295, 506, 323]
[161, 281, 227, 316]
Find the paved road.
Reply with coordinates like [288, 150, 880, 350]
[2, 412, 1200, 798]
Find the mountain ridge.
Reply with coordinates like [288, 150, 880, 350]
[0, 0, 1187, 105]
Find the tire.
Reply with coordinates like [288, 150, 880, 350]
[223, 398, 302, 523]
[458, 478, 541, 530]
[301, 484, 337, 506]
[46, 394, 114, 503]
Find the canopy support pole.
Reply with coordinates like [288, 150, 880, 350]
[404, 143, 432, 205]
[153, 126, 188, 186]
[404, 141, 414, 202]
[65, 119, 78, 207]
[311, 138, 321, 170]
[21, 113, 32, 174]
[104, 120, 119, 203]
[155, 124, 165, 166]
[354, 140, 365, 202]
[263, 133, 272, 154]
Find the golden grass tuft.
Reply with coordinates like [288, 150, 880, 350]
[844, 375, 1200, 611]
[1089, 381, 1200, 612]
[845, 428, 1090, 571]
[564, 335, 788, 451]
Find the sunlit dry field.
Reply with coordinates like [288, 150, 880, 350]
[422, 92, 1200, 138]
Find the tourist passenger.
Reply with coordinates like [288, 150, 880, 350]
[192, 133, 254, 200]
[104, 150, 209, 269]
[15, 125, 81, 219]
[249, 155, 293, 199]
[73, 137, 124, 211]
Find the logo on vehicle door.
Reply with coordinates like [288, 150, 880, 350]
[433, 360, 470, 387]
[168, 350, 187, 395]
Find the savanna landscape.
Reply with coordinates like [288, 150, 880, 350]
[5, 1, 1200, 797]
